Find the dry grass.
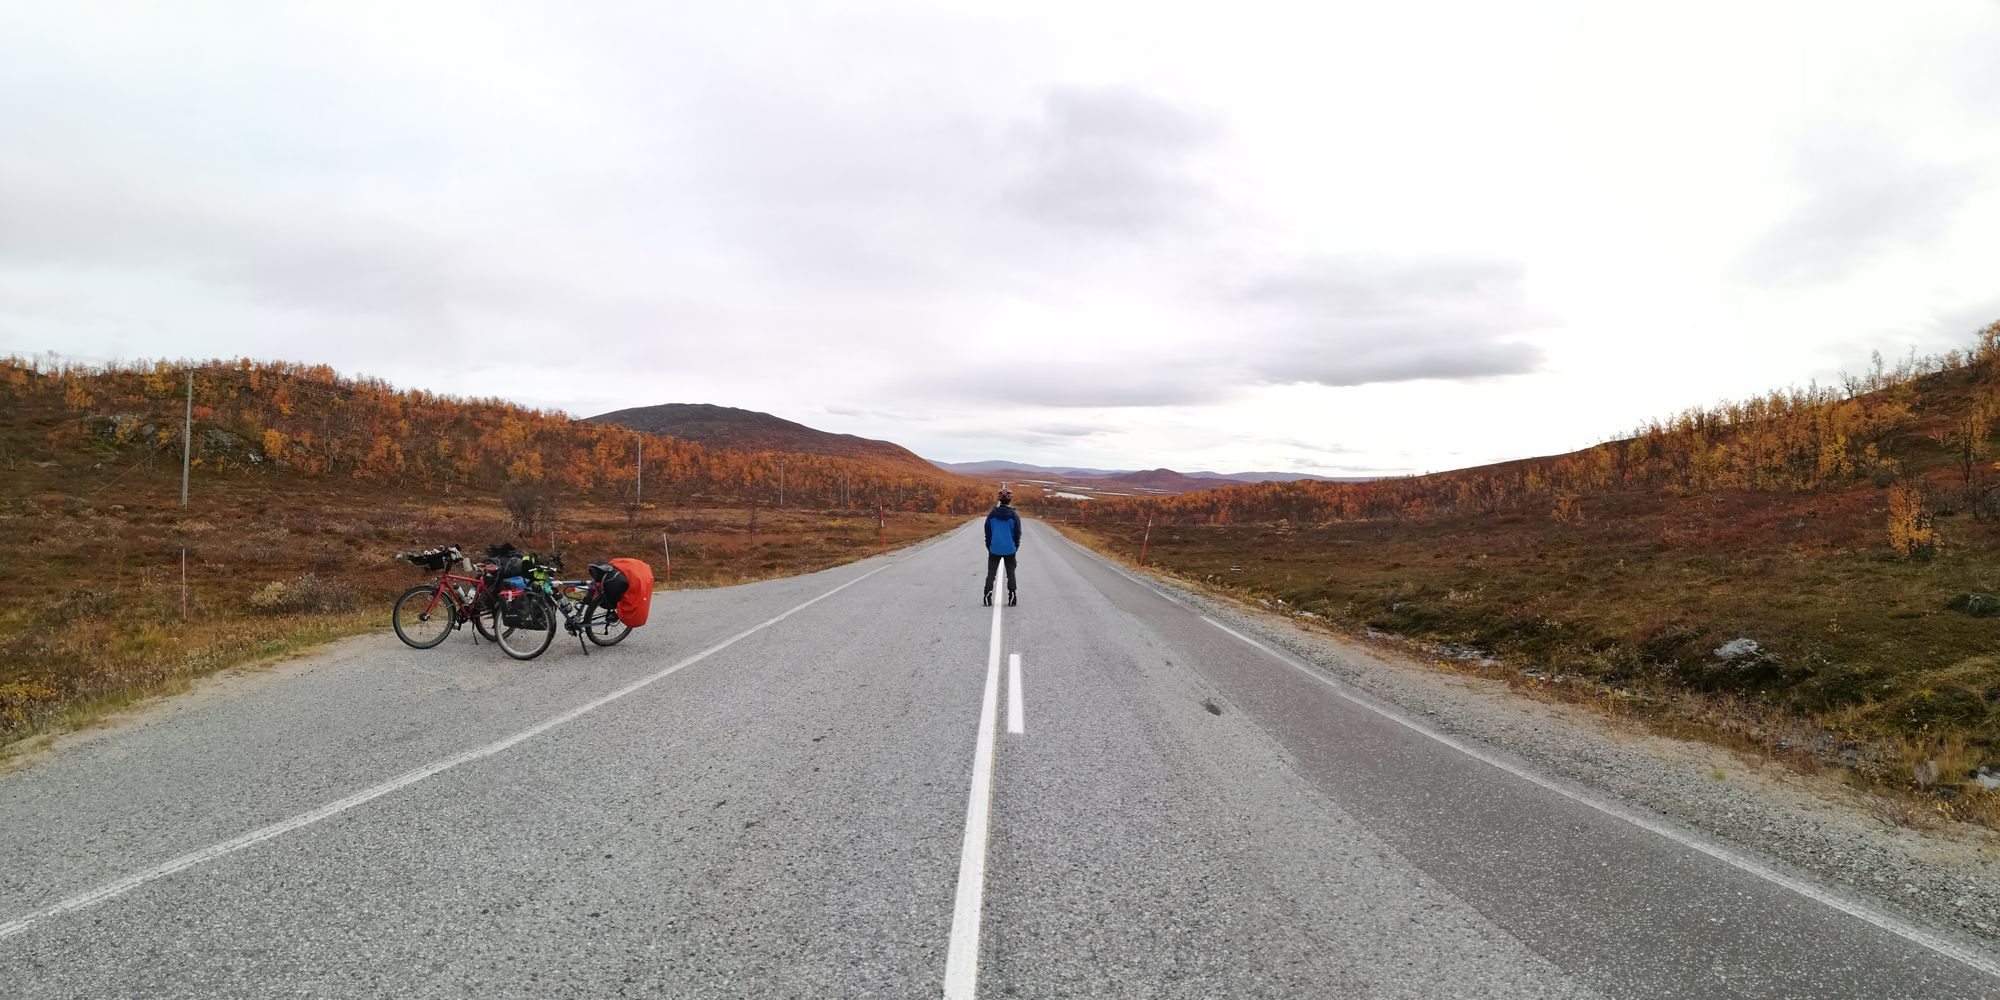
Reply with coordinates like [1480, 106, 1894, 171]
[1061, 509, 2000, 828]
[0, 455, 959, 751]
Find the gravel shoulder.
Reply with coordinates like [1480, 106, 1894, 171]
[1086, 542, 2000, 950]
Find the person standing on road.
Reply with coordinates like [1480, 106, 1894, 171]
[983, 488, 1022, 607]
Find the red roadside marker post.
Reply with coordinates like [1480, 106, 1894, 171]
[1139, 515, 1154, 566]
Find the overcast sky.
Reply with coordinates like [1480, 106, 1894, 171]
[3, 1, 1997, 476]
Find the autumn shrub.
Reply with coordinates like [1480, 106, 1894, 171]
[502, 482, 554, 537]
[1631, 616, 1706, 666]
[1793, 662, 1883, 712]
[0, 681, 59, 732]
[1868, 686, 1990, 732]
[1886, 482, 1939, 559]
[246, 573, 359, 615]
[68, 588, 116, 619]
[1550, 488, 1584, 525]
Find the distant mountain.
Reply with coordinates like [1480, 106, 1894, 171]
[930, 459, 1348, 486]
[930, 459, 1133, 478]
[590, 403, 940, 475]
[1188, 470, 1354, 483]
[1097, 468, 1226, 492]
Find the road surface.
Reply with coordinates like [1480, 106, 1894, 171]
[1, 519, 1995, 998]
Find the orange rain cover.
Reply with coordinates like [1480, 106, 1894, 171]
[608, 557, 655, 627]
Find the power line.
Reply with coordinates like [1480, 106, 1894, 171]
[83, 438, 173, 500]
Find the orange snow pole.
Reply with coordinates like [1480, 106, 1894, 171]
[1138, 515, 1154, 566]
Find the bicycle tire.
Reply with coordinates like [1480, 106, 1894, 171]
[584, 606, 633, 647]
[494, 590, 557, 661]
[470, 586, 498, 642]
[391, 584, 453, 649]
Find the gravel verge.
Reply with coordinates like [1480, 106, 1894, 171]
[1113, 558, 2000, 950]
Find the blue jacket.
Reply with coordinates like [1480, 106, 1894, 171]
[984, 505, 1022, 555]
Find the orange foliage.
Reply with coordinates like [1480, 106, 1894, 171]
[1086, 324, 2000, 532]
[1, 357, 994, 515]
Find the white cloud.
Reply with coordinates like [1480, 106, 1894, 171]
[1, 0, 1997, 478]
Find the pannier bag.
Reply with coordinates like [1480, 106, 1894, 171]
[588, 562, 629, 622]
[609, 557, 655, 627]
[405, 546, 455, 572]
[484, 543, 529, 581]
[496, 578, 545, 629]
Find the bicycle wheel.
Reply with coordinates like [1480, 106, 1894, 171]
[391, 585, 453, 649]
[493, 590, 557, 661]
[470, 588, 498, 642]
[584, 605, 632, 647]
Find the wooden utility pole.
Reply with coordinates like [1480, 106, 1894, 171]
[181, 368, 192, 619]
[778, 459, 785, 507]
[180, 369, 192, 507]
[635, 438, 643, 506]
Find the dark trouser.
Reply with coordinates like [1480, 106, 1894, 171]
[984, 553, 1017, 593]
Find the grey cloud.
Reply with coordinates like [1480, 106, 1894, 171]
[990, 427, 1115, 448]
[1022, 422, 1104, 438]
[0, 165, 460, 318]
[1003, 87, 1225, 236]
[1260, 334, 1542, 387]
[820, 404, 933, 423]
[1933, 297, 2000, 339]
[1273, 437, 1353, 453]
[1241, 258, 1523, 318]
[906, 255, 1544, 409]
[1234, 257, 1546, 386]
[1287, 456, 1414, 474]
[1739, 136, 1981, 284]
[920, 360, 1238, 409]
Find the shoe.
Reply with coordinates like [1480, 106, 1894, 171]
[1007, 590, 1017, 606]
[982, 588, 993, 607]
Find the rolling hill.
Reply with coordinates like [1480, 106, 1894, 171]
[591, 403, 941, 477]
[1069, 325, 2000, 820]
[0, 357, 984, 752]
[930, 459, 1344, 494]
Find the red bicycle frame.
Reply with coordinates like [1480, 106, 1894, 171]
[418, 565, 495, 623]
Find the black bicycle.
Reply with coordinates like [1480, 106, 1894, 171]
[528, 555, 632, 654]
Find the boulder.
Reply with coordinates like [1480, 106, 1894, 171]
[1946, 593, 2000, 618]
[1713, 638, 1763, 661]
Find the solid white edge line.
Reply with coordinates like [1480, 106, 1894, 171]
[1186, 616, 2000, 981]
[1007, 653, 1025, 736]
[0, 563, 892, 943]
[942, 580, 1005, 999]
[1052, 534, 2000, 981]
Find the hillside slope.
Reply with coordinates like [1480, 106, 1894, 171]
[1071, 326, 2000, 821]
[0, 357, 987, 750]
[932, 459, 1342, 487]
[590, 403, 936, 476]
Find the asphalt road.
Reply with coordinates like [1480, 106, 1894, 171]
[2, 518, 1996, 998]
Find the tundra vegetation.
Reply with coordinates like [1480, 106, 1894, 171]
[1070, 323, 2000, 826]
[0, 356, 985, 751]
